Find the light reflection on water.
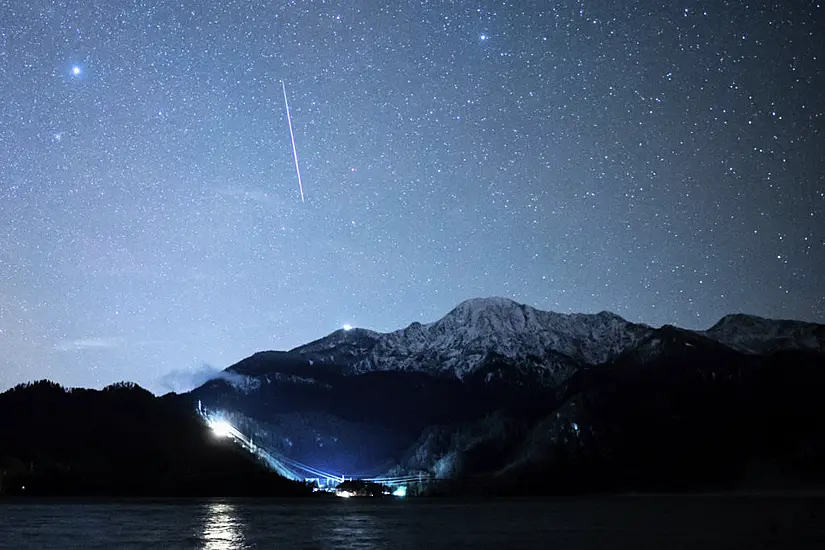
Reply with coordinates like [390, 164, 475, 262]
[317, 511, 387, 549]
[0, 496, 821, 549]
[201, 501, 246, 550]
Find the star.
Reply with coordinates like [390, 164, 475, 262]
[0, 0, 822, 394]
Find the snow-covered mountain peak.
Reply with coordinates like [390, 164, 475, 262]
[449, 296, 522, 315]
[440, 298, 631, 335]
[227, 298, 823, 387]
[290, 297, 653, 379]
[439, 296, 537, 333]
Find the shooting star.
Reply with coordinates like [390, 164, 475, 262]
[282, 80, 305, 203]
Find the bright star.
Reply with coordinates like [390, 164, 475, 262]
[71, 66, 81, 76]
[480, 34, 488, 41]
[342, 324, 353, 331]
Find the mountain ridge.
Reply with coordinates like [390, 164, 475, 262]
[236, 297, 824, 382]
[283, 297, 653, 380]
[704, 312, 825, 355]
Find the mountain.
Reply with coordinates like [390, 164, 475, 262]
[287, 298, 825, 382]
[704, 313, 825, 355]
[0, 381, 312, 497]
[187, 297, 825, 495]
[10, 298, 821, 496]
[488, 347, 825, 495]
[289, 297, 653, 382]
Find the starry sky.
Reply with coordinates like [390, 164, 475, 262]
[1, 0, 823, 393]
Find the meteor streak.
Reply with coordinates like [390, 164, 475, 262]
[281, 80, 305, 203]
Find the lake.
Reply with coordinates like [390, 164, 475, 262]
[1, 495, 824, 549]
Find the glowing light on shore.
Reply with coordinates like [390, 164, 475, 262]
[209, 419, 234, 438]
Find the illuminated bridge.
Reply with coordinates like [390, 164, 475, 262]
[197, 402, 421, 495]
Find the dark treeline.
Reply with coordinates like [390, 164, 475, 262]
[420, 349, 825, 496]
[3, 342, 824, 498]
[0, 381, 312, 497]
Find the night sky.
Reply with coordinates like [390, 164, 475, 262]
[1, 1, 823, 393]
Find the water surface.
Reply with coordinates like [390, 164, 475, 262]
[1, 495, 824, 549]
